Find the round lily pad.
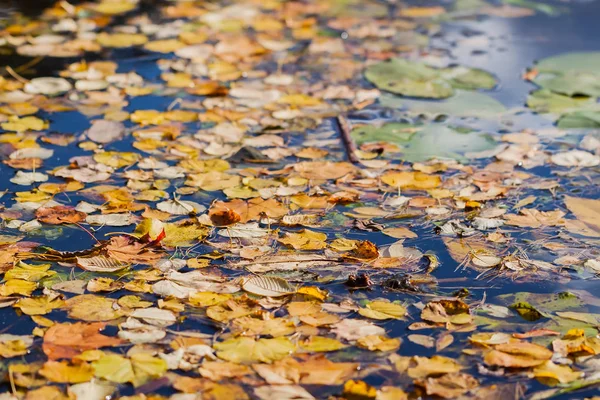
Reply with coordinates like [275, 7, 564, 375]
[534, 72, 600, 97]
[536, 52, 600, 75]
[352, 122, 497, 162]
[365, 58, 454, 99]
[380, 90, 505, 118]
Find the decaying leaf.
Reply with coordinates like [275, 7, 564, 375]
[242, 276, 296, 297]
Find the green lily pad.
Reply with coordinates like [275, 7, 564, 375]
[365, 58, 496, 99]
[441, 66, 497, 90]
[351, 122, 416, 144]
[351, 122, 496, 162]
[534, 72, 600, 97]
[365, 58, 453, 99]
[542, 316, 598, 337]
[536, 52, 600, 75]
[497, 291, 585, 313]
[509, 301, 548, 321]
[557, 110, 600, 129]
[504, 0, 563, 16]
[380, 90, 506, 117]
[527, 89, 598, 114]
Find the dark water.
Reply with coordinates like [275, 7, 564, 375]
[0, 0, 599, 398]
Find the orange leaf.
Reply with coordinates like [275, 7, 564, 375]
[43, 322, 123, 360]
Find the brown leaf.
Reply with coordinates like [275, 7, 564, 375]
[415, 372, 479, 399]
[105, 236, 162, 264]
[35, 206, 86, 225]
[484, 342, 552, 368]
[43, 322, 123, 360]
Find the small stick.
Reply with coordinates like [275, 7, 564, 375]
[5, 66, 28, 84]
[336, 115, 360, 164]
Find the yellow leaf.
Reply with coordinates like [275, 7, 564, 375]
[186, 171, 241, 191]
[15, 190, 51, 203]
[2, 116, 48, 132]
[533, 360, 583, 384]
[231, 316, 296, 337]
[130, 353, 168, 387]
[130, 110, 165, 126]
[97, 33, 148, 47]
[94, 151, 141, 168]
[163, 221, 209, 247]
[484, 342, 553, 368]
[408, 355, 463, 379]
[134, 218, 165, 241]
[199, 361, 253, 381]
[0, 339, 31, 357]
[329, 238, 358, 251]
[215, 337, 295, 364]
[359, 301, 406, 320]
[296, 286, 328, 301]
[377, 387, 408, 400]
[0, 102, 38, 116]
[179, 159, 230, 173]
[278, 93, 322, 107]
[125, 86, 154, 96]
[93, 354, 135, 383]
[117, 295, 152, 309]
[64, 295, 126, 321]
[95, 1, 136, 14]
[343, 380, 377, 400]
[40, 361, 94, 383]
[207, 299, 256, 323]
[357, 335, 401, 352]
[164, 110, 197, 122]
[0, 279, 37, 296]
[5, 261, 55, 281]
[287, 301, 322, 317]
[22, 386, 67, 400]
[188, 292, 231, 307]
[381, 171, 441, 190]
[399, 6, 446, 18]
[564, 196, 600, 235]
[278, 229, 327, 250]
[15, 296, 65, 315]
[300, 336, 347, 352]
[144, 39, 186, 53]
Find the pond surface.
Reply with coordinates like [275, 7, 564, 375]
[0, 0, 599, 399]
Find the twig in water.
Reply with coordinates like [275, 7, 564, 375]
[5, 66, 28, 84]
[336, 115, 360, 164]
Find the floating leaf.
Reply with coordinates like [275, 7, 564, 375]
[43, 322, 123, 360]
[215, 337, 295, 364]
[24, 77, 72, 96]
[380, 90, 506, 118]
[39, 361, 94, 383]
[76, 256, 129, 273]
[242, 276, 296, 297]
[365, 58, 495, 99]
[359, 301, 407, 320]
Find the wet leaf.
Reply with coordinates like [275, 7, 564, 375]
[43, 322, 123, 360]
[359, 301, 407, 320]
[39, 361, 94, 383]
[76, 256, 129, 273]
[242, 276, 296, 297]
[415, 372, 479, 398]
[214, 337, 295, 364]
[484, 342, 553, 368]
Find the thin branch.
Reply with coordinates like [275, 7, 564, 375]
[336, 115, 360, 164]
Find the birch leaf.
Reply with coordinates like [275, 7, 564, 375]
[242, 276, 296, 297]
